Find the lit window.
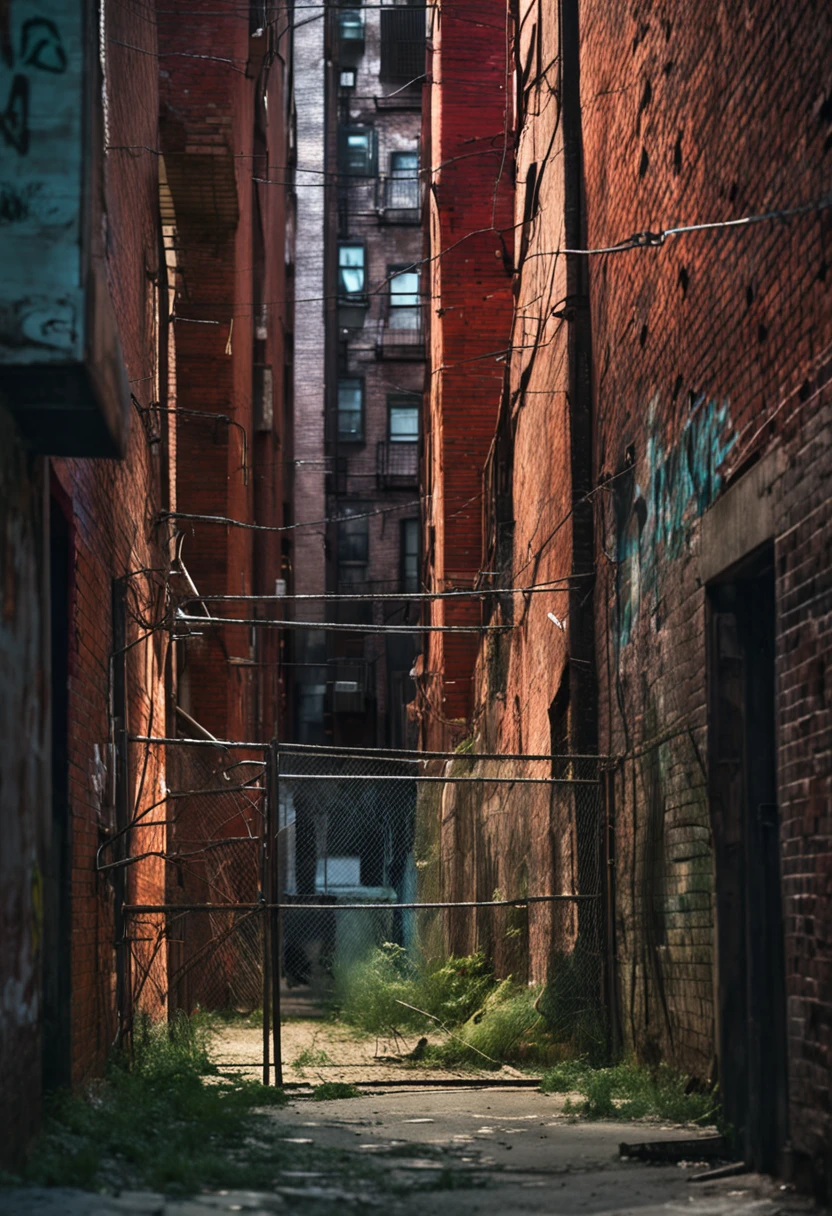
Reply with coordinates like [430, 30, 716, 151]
[338, 9, 363, 40]
[389, 395, 419, 442]
[338, 125, 378, 176]
[338, 244, 365, 295]
[339, 68, 356, 88]
[338, 379, 364, 442]
[391, 151, 418, 177]
[388, 266, 420, 329]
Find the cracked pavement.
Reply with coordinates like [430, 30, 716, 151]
[1, 1087, 826, 1215]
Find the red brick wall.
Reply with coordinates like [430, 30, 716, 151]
[158, 4, 287, 745]
[0, 0, 172, 1159]
[419, 0, 515, 750]
[155, 4, 288, 1008]
[425, 0, 832, 1171]
[580, 0, 832, 1157]
[50, 0, 169, 1085]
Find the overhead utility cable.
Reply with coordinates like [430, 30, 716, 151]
[549, 195, 832, 257]
[174, 611, 505, 635]
[175, 576, 588, 604]
[159, 500, 421, 533]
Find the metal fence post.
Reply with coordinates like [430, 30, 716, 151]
[261, 747, 271, 1086]
[112, 581, 132, 1052]
[602, 763, 620, 1060]
[270, 740, 283, 1086]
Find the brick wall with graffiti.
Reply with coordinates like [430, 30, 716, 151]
[444, 0, 831, 1164]
[585, 0, 832, 1156]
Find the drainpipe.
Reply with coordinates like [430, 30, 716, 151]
[559, 0, 596, 753]
[559, 0, 610, 1045]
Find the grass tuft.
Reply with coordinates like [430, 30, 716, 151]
[423, 981, 543, 1068]
[293, 1047, 333, 1068]
[540, 1058, 720, 1125]
[18, 1011, 289, 1195]
[310, 1082, 361, 1101]
[335, 944, 495, 1037]
[336, 944, 609, 1069]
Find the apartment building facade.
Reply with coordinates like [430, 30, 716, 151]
[291, 0, 426, 754]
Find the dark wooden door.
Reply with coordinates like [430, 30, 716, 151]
[708, 545, 787, 1173]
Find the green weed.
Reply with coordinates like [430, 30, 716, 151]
[310, 1082, 360, 1101]
[293, 1047, 332, 1068]
[424, 981, 544, 1068]
[205, 1007, 264, 1029]
[335, 944, 495, 1036]
[540, 1058, 720, 1126]
[20, 1011, 290, 1195]
[538, 1057, 593, 1093]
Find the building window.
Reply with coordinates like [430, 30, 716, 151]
[391, 151, 418, 176]
[380, 7, 426, 82]
[338, 379, 364, 442]
[338, 508, 369, 566]
[338, 244, 365, 295]
[339, 68, 356, 89]
[388, 394, 419, 442]
[387, 151, 420, 209]
[387, 266, 420, 329]
[338, 125, 378, 177]
[337, 8, 364, 41]
[401, 518, 420, 592]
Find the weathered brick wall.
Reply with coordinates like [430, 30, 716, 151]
[420, 0, 579, 983]
[155, 5, 289, 1013]
[51, 0, 169, 1085]
[2, 0, 291, 1161]
[770, 382, 832, 1169]
[426, 0, 832, 1168]
[157, 5, 286, 744]
[580, 0, 832, 1144]
[0, 0, 171, 1159]
[419, 0, 515, 751]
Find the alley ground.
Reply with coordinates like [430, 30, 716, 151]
[2, 1085, 826, 1216]
[212, 1008, 514, 1086]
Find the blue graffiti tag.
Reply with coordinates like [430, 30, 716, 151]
[616, 393, 736, 649]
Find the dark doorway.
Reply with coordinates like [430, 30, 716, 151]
[707, 542, 787, 1172]
[42, 494, 73, 1091]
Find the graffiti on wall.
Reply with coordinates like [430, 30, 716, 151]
[615, 392, 736, 650]
[1, 0, 81, 361]
[1, 15, 67, 156]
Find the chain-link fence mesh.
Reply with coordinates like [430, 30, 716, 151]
[119, 740, 608, 1072]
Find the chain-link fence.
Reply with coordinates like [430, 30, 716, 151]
[118, 738, 609, 1078]
[276, 748, 607, 1062]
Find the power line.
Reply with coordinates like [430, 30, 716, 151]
[160, 500, 421, 534]
[546, 195, 832, 257]
[129, 734, 603, 762]
[174, 575, 586, 604]
[174, 611, 505, 634]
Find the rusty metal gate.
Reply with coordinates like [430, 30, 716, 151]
[113, 735, 610, 1083]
